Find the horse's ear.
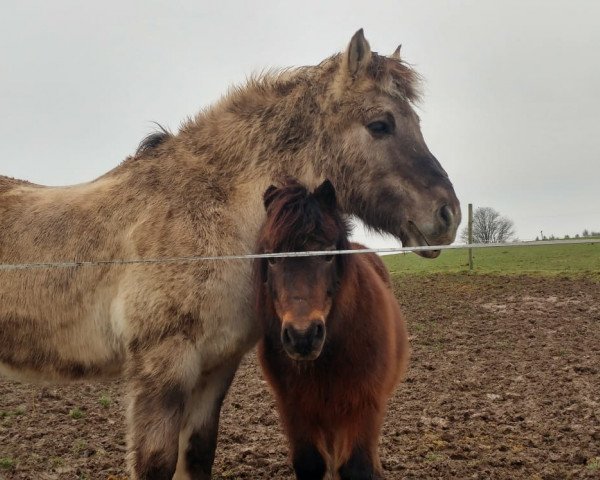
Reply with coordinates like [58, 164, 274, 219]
[344, 29, 372, 77]
[314, 180, 337, 210]
[263, 185, 278, 210]
[390, 44, 402, 60]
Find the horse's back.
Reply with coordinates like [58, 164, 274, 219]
[350, 242, 392, 287]
[0, 175, 36, 191]
[0, 176, 122, 263]
[0, 175, 39, 220]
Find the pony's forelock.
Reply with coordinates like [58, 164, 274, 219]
[259, 179, 350, 253]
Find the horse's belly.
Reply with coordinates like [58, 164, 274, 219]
[0, 298, 125, 383]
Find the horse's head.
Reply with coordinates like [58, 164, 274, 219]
[318, 30, 461, 257]
[257, 179, 349, 361]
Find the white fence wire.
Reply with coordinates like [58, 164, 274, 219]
[0, 238, 598, 271]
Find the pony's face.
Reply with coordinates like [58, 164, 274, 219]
[259, 180, 347, 361]
[266, 254, 336, 361]
[322, 30, 461, 258]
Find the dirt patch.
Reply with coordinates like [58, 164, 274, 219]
[1, 275, 599, 479]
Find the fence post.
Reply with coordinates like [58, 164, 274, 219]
[468, 203, 473, 271]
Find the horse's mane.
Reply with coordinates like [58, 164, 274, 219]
[259, 179, 351, 253]
[135, 124, 173, 157]
[245, 53, 421, 103]
[132, 53, 421, 158]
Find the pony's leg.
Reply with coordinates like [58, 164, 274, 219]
[338, 446, 382, 480]
[291, 441, 327, 480]
[337, 411, 385, 480]
[126, 338, 200, 480]
[173, 358, 240, 480]
[282, 414, 327, 480]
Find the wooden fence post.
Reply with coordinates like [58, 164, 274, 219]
[468, 203, 473, 271]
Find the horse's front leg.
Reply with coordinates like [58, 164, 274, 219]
[279, 409, 327, 480]
[291, 441, 327, 480]
[126, 337, 200, 480]
[173, 358, 240, 480]
[338, 407, 385, 480]
[338, 446, 382, 480]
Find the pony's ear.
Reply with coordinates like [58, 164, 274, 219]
[344, 29, 372, 77]
[390, 44, 402, 60]
[263, 185, 278, 210]
[314, 180, 337, 210]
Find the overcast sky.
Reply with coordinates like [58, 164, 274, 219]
[1, 0, 599, 247]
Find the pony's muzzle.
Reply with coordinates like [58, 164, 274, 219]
[281, 320, 326, 361]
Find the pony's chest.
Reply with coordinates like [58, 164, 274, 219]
[292, 365, 370, 414]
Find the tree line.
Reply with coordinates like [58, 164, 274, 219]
[536, 229, 600, 241]
[461, 206, 599, 244]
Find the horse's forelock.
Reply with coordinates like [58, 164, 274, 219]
[260, 180, 348, 253]
[368, 54, 422, 102]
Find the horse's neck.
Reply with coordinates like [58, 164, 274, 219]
[113, 80, 326, 251]
[124, 146, 317, 259]
[177, 78, 325, 186]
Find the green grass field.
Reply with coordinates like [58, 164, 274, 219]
[383, 241, 600, 280]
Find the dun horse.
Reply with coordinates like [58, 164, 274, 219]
[255, 180, 409, 480]
[0, 30, 460, 479]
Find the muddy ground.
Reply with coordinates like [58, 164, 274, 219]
[1, 274, 599, 479]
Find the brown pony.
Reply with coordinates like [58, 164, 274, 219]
[255, 179, 409, 479]
[1, 30, 457, 479]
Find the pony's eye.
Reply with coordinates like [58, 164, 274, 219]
[367, 119, 394, 137]
[267, 257, 278, 266]
[323, 254, 334, 262]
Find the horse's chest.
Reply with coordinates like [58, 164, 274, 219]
[292, 361, 372, 418]
[122, 257, 259, 371]
[192, 261, 260, 363]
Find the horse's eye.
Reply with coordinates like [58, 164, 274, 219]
[267, 257, 278, 266]
[323, 254, 334, 262]
[367, 119, 394, 137]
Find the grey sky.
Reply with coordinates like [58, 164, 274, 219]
[1, 0, 599, 247]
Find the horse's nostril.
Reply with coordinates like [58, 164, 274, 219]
[438, 204, 453, 229]
[314, 322, 325, 341]
[282, 327, 293, 346]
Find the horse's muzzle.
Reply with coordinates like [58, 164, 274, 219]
[281, 321, 326, 361]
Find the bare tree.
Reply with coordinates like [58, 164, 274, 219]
[461, 207, 515, 244]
